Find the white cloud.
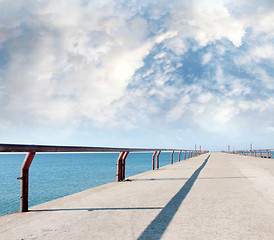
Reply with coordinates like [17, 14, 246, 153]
[166, 95, 190, 122]
[213, 100, 240, 124]
[155, 30, 178, 43]
[225, 0, 274, 37]
[0, 0, 169, 127]
[252, 45, 274, 61]
[164, 0, 245, 49]
[202, 52, 212, 65]
[198, 93, 212, 102]
[154, 52, 166, 59]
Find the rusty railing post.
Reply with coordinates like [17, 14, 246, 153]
[156, 151, 161, 169]
[267, 150, 269, 158]
[19, 152, 36, 212]
[152, 151, 157, 170]
[178, 150, 182, 162]
[116, 152, 125, 182]
[184, 151, 187, 160]
[171, 151, 174, 164]
[121, 151, 129, 181]
[188, 150, 190, 159]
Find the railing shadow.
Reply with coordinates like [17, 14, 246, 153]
[30, 207, 163, 212]
[137, 155, 210, 240]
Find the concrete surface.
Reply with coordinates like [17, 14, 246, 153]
[1, 152, 274, 239]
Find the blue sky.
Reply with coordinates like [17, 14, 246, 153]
[0, 0, 274, 151]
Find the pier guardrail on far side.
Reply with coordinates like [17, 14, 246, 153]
[223, 148, 273, 158]
[0, 143, 208, 213]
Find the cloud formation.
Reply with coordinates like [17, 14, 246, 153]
[0, 0, 274, 149]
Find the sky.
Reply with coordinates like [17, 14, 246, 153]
[0, 0, 274, 151]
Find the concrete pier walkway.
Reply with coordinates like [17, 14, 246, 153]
[1, 152, 274, 239]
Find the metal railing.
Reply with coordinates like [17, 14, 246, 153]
[0, 143, 208, 213]
[224, 149, 273, 158]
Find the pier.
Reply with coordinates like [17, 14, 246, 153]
[1, 152, 274, 239]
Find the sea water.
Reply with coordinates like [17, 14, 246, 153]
[0, 151, 183, 216]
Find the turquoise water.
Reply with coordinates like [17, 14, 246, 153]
[0, 151, 186, 216]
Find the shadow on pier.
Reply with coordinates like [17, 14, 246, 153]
[30, 207, 163, 212]
[137, 155, 210, 240]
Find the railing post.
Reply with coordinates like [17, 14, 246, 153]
[19, 152, 36, 212]
[152, 151, 157, 170]
[184, 151, 187, 160]
[171, 151, 174, 164]
[267, 150, 269, 158]
[116, 152, 125, 182]
[188, 150, 190, 159]
[259, 150, 262, 158]
[121, 151, 129, 181]
[178, 150, 182, 162]
[156, 151, 161, 169]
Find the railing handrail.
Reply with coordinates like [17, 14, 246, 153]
[1, 143, 208, 213]
[0, 143, 192, 153]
